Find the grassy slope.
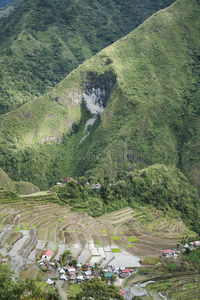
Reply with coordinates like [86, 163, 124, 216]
[0, 168, 40, 194]
[0, 0, 175, 114]
[0, 0, 199, 192]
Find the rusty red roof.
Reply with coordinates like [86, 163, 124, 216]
[162, 249, 173, 254]
[42, 250, 52, 257]
[121, 269, 130, 273]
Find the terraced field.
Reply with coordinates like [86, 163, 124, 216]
[0, 198, 195, 277]
[125, 273, 200, 300]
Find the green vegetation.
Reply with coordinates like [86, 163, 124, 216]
[111, 248, 121, 253]
[68, 277, 123, 300]
[95, 241, 101, 247]
[140, 256, 161, 265]
[134, 248, 200, 299]
[0, 168, 40, 195]
[67, 284, 81, 299]
[0, 0, 199, 254]
[0, 262, 59, 299]
[127, 236, 138, 243]
[0, 0, 175, 114]
[54, 165, 200, 235]
[0, 0, 199, 202]
[13, 226, 19, 232]
[111, 236, 120, 240]
[145, 277, 200, 300]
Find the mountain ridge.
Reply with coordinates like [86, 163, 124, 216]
[0, 0, 200, 194]
[0, 0, 175, 114]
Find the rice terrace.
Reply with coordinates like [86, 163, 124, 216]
[0, 189, 193, 278]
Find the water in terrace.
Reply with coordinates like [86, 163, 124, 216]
[89, 256, 102, 265]
[124, 281, 167, 300]
[101, 251, 113, 268]
[55, 244, 67, 260]
[9, 233, 29, 256]
[77, 249, 91, 264]
[110, 252, 141, 268]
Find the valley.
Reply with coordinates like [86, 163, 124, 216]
[0, 0, 200, 298]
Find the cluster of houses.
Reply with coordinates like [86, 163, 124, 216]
[57, 177, 74, 185]
[90, 182, 102, 189]
[56, 177, 102, 189]
[161, 249, 175, 257]
[183, 240, 200, 249]
[161, 240, 200, 257]
[55, 263, 130, 294]
[37, 249, 128, 296]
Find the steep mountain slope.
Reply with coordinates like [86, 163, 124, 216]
[0, 0, 175, 114]
[0, 168, 40, 194]
[0, 0, 200, 193]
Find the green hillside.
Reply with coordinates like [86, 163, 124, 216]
[0, 0, 200, 196]
[0, 168, 40, 194]
[0, 0, 175, 114]
[53, 164, 200, 233]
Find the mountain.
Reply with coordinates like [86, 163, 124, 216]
[0, 0, 175, 114]
[0, 0, 200, 194]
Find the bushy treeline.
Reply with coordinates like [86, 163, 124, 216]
[0, 262, 59, 299]
[55, 164, 200, 234]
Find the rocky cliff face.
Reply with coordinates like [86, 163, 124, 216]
[83, 87, 106, 115]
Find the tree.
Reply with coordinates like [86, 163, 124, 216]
[59, 250, 70, 265]
[0, 262, 60, 299]
[69, 278, 123, 300]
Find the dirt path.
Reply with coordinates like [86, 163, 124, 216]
[56, 280, 67, 300]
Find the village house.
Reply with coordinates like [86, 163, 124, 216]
[46, 278, 54, 285]
[104, 272, 116, 280]
[42, 250, 53, 260]
[66, 266, 76, 273]
[59, 268, 66, 274]
[118, 290, 125, 296]
[69, 273, 76, 282]
[84, 270, 92, 276]
[77, 275, 84, 283]
[96, 183, 101, 189]
[193, 241, 200, 247]
[161, 249, 174, 256]
[60, 274, 68, 281]
[62, 177, 73, 183]
[120, 269, 130, 278]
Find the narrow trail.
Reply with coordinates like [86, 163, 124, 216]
[56, 281, 67, 300]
